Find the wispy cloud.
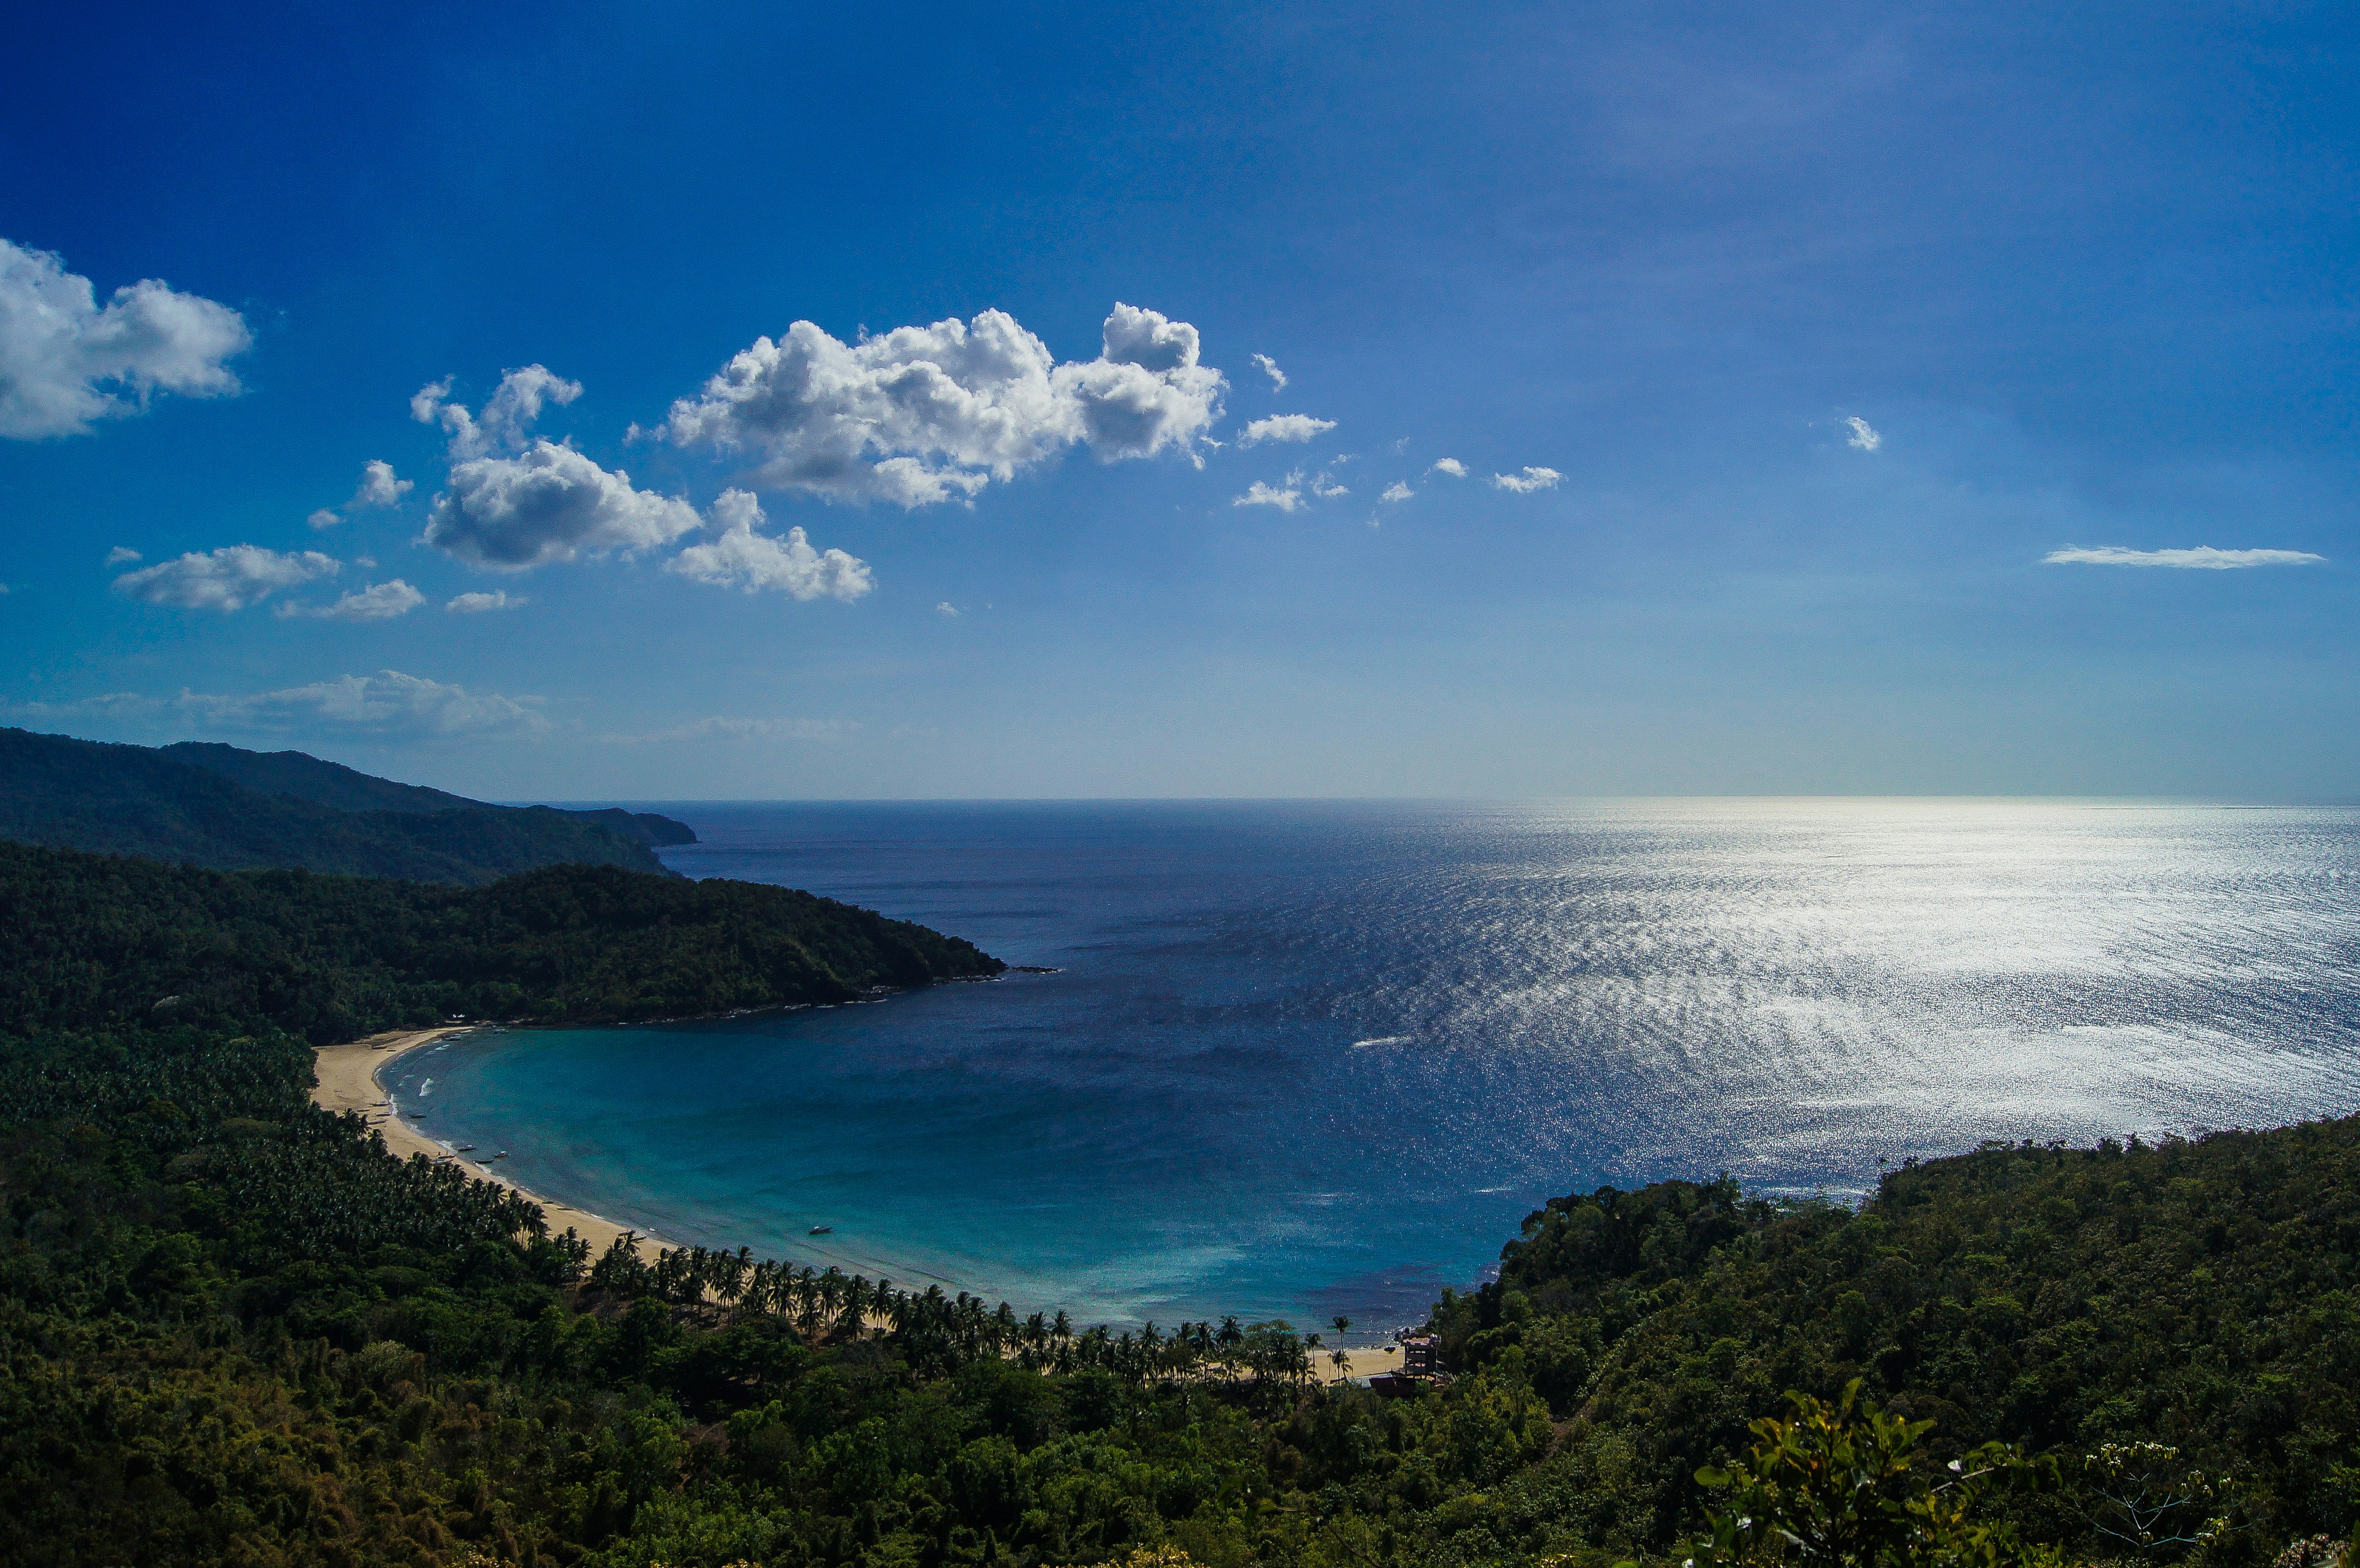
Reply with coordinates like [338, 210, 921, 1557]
[2044, 545, 2326, 570]
[446, 590, 528, 613]
[311, 459, 413, 529]
[277, 579, 426, 621]
[1233, 479, 1303, 511]
[1428, 457, 1466, 477]
[1380, 481, 1412, 503]
[114, 545, 340, 611]
[1491, 465, 1562, 493]
[104, 546, 140, 566]
[0, 238, 250, 439]
[1239, 413, 1336, 446]
[1310, 471, 1348, 499]
[8, 671, 551, 739]
[1250, 352, 1286, 389]
[596, 716, 853, 745]
[1843, 416, 1882, 451]
[935, 601, 960, 617]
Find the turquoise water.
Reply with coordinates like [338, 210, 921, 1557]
[402, 800, 2360, 1334]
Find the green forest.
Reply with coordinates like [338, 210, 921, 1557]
[0, 729, 693, 884]
[4, 841, 2357, 1567]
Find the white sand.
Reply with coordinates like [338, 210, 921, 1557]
[311, 1028, 669, 1260]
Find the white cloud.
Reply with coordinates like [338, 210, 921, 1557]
[665, 488, 872, 600]
[1311, 472, 1348, 499]
[178, 670, 550, 736]
[307, 509, 342, 531]
[597, 715, 852, 744]
[1250, 353, 1287, 389]
[935, 601, 960, 617]
[1492, 465, 1562, 493]
[416, 368, 701, 570]
[413, 366, 581, 460]
[1428, 457, 1467, 477]
[277, 579, 425, 621]
[0, 239, 251, 439]
[2043, 545, 2326, 570]
[428, 441, 702, 569]
[349, 458, 412, 509]
[1238, 413, 1336, 446]
[1233, 479, 1303, 511]
[12, 671, 550, 739]
[1381, 481, 1413, 503]
[104, 546, 140, 566]
[114, 545, 340, 611]
[1844, 416, 1882, 451]
[657, 303, 1224, 506]
[446, 590, 528, 613]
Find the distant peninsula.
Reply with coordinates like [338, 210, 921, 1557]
[0, 727, 696, 884]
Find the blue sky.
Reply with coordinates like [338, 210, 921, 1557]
[3, 1, 2354, 800]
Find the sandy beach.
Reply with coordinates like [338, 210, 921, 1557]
[312, 1029, 669, 1261]
[313, 1032, 1415, 1373]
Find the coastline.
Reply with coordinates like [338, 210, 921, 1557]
[310, 1029, 1411, 1375]
[312, 1028, 672, 1261]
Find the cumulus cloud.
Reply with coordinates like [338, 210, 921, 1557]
[414, 366, 581, 460]
[1238, 413, 1336, 446]
[306, 457, 414, 528]
[277, 579, 425, 621]
[10, 671, 550, 739]
[0, 239, 251, 439]
[1310, 472, 1348, 499]
[1381, 481, 1413, 503]
[1492, 465, 1562, 493]
[657, 303, 1224, 506]
[1844, 416, 1882, 451]
[665, 488, 873, 600]
[2043, 545, 2326, 570]
[446, 590, 528, 613]
[114, 545, 340, 611]
[1233, 479, 1303, 511]
[936, 601, 960, 617]
[104, 546, 140, 566]
[416, 367, 701, 569]
[1250, 353, 1287, 389]
[1428, 457, 1467, 477]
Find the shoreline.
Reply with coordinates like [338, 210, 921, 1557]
[311, 1028, 673, 1261]
[309, 1028, 1409, 1378]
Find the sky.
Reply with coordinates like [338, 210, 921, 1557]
[2, 1, 2355, 801]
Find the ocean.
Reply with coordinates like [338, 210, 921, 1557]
[402, 799, 2360, 1336]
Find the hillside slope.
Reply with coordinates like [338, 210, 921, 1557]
[0, 838, 1003, 1041]
[0, 728, 678, 883]
[160, 740, 698, 847]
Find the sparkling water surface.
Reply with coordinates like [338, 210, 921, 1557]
[402, 800, 2360, 1333]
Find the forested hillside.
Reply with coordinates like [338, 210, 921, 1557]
[0, 728, 687, 883]
[161, 740, 698, 848]
[3, 840, 2356, 1566]
[0, 839, 1001, 1041]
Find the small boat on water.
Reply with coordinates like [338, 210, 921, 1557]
[809, 1225, 833, 1235]
[456, 1144, 475, 1152]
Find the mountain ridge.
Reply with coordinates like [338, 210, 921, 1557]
[0, 728, 691, 884]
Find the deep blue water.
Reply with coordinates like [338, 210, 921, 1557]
[402, 800, 2360, 1335]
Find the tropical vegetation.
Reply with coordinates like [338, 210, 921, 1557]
[0, 728, 692, 883]
[3, 838, 2357, 1566]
